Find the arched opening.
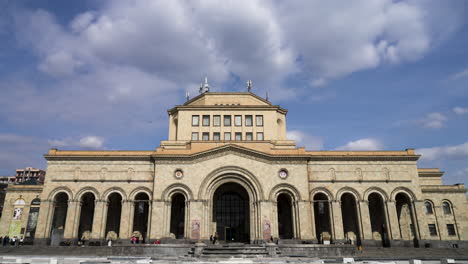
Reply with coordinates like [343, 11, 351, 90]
[313, 193, 331, 243]
[368, 193, 390, 247]
[395, 193, 417, 246]
[25, 198, 41, 240]
[340, 193, 360, 244]
[277, 193, 294, 239]
[50, 192, 69, 245]
[442, 201, 452, 215]
[78, 193, 95, 242]
[105, 193, 122, 239]
[132, 193, 149, 243]
[170, 193, 186, 239]
[213, 182, 250, 242]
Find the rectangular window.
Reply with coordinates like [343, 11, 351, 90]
[245, 115, 253, 126]
[202, 132, 209, 141]
[235, 132, 242, 141]
[224, 132, 231, 141]
[447, 224, 456, 236]
[428, 224, 437, 236]
[256, 115, 263, 126]
[202, 115, 210, 126]
[235, 115, 242, 126]
[256, 132, 264, 140]
[224, 115, 231, 126]
[213, 132, 220, 141]
[246, 132, 253, 141]
[192, 115, 199, 126]
[191, 132, 199, 141]
[213, 115, 221, 127]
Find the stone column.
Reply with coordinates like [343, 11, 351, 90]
[189, 200, 204, 240]
[309, 201, 316, 240]
[386, 200, 401, 240]
[35, 200, 53, 241]
[119, 200, 132, 240]
[149, 200, 165, 239]
[259, 200, 273, 242]
[411, 201, 423, 240]
[359, 200, 373, 241]
[331, 200, 344, 241]
[146, 201, 153, 241]
[91, 200, 106, 240]
[63, 200, 79, 240]
[297, 200, 314, 240]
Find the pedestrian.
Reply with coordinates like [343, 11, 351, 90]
[11, 236, 16, 246]
[107, 239, 112, 247]
[209, 235, 213, 243]
[4, 236, 9, 246]
[19, 237, 24, 246]
[213, 232, 218, 245]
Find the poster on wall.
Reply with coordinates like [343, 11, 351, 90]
[262, 220, 272, 241]
[8, 221, 22, 238]
[13, 207, 22, 220]
[26, 207, 40, 238]
[191, 219, 200, 240]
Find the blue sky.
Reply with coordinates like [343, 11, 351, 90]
[0, 0, 467, 185]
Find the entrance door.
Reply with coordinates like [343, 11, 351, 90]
[213, 182, 250, 242]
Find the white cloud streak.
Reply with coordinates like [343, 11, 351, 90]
[453, 107, 468, 115]
[417, 142, 468, 161]
[418, 112, 447, 129]
[48, 136, 104, 149]
[335, 138, 383, 151]
[287, 130, 324, 150]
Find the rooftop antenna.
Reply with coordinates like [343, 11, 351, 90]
[199, 82, 203, 94]
[247, 80, 252, 92]
[265, 91, 269, 101]
[203, 77, 210, 93]
[185, 91, 190, 101]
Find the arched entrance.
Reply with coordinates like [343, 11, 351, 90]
[313, 193, 331, 243]
[213, 182, 250, 242]
[368, 193, 390, 247]
[277, 193, 294, 239]
[78, 193, 95, 242]
[395, 192, 418, 246]
[105, 193, 122, 239]
[340, 193, 361, 244]
[170, 193, 186, 239]
[50, 192, 68, 246]
[132, 193, 149, 243]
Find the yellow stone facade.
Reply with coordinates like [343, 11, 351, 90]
[0, 92, 467, 247]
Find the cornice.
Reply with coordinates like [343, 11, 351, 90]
[44, 155, 153, 161]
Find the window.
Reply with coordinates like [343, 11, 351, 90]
[442, 202, 452, 215]
[424, 201, 433, 214]
[428, 224, 437, 236]
[256, 115, 263, 126]
[234, 115, 242, 126]
[447, 224, 456, 236]
[191, 132, 199, 141]
[224, 132, 231, 141]
[224, 115, 231, 126]
[256, 132, 264, 140]
[246, 132, 253, 141]
[192, 115, 199, 126]
[245, 115, 253, 126]
[410, 224, 415, 237]
[213, 132, 220, 141]
[202, 132, 209, 141]
[213, 115, 221, 127]
[202, 115, 210, 126]
[235, 132, 242, 141]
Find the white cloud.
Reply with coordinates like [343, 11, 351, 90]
[335, 138, 383, 151]
[287, 130, 324, 150]
[453, 107, 468, 115]
[418, 112, 447, 129]
[417, 141, 468, 161]
[48, 136, 104, 149]
[449, 68, 468, 81]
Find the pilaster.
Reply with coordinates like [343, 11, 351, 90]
[149, 200, 165, 239]
[119, 200, 132, 240]
[386, 200, 401, 240]
[297, 200, 314, 240]
[331, 200, 344, 240]
[91, 200, 106, 240]
[359, 200, 373, 240]
[35, 200, 53, 240]
[63, 200, 79, 240]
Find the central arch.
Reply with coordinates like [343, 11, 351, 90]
[213, 182, 250, 242]
[200, 166, 264, 243]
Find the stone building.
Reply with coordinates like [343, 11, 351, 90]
[0, 91, 466, 248]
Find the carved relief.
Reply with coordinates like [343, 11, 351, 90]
[329, 168, 336, 182]
[100, 168, 108, 182]
[382, 167, 390, 182]
[128, 168, 135, 182]
[74, 167, 81, 181]
[355, 168, 363, 182]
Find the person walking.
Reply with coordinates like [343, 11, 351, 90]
[213, 232, 218, 245]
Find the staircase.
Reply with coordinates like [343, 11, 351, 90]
[200, 244, 271, 258]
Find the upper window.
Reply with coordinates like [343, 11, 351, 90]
[191, 132, 199, 141]
[256, 115, 263, 126]
[428, 224, 437, 236]
[192, 115, 199, 126]
[213, 132, 220, 141]
[224, 115, 231, 126]
[246, 132, 253, 141]
[245, 115, 253, 126]
[256, 132, 264, 141]
[235, 132, 242, 141]
[424, 201, 433, 214]
[447, 224, 456, 236]
[442, 202, 452, 215]
[224, 132, 231, 141]
[202, 115, 210, 126]
[202, 132, 209, 141]
[213, 115, 221, 127]
[234, 115, 242, 126]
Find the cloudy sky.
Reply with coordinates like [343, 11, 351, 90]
[0, 0, 467, 185]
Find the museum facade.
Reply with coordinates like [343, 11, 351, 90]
[0, 91, 467, 247]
